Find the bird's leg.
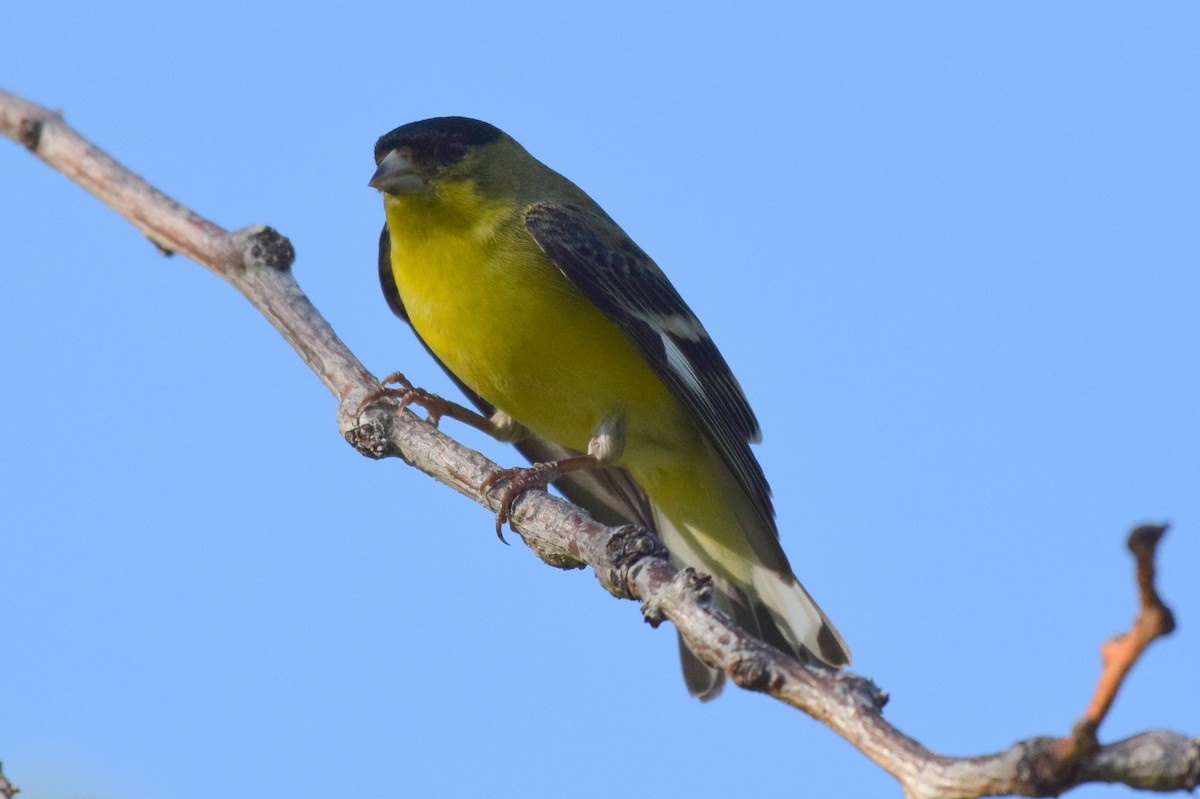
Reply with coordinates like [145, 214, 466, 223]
[485, 409, 528, 443]
[357, 372, 525, 440]
[482, 414, 625, 541]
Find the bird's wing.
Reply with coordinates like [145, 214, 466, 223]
[524, 203, 775, 537]
[378, 225, 656, 531]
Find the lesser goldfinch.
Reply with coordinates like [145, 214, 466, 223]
[370, 117, 849, 698]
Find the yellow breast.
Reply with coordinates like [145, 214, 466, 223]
[382, 187, 688, 461]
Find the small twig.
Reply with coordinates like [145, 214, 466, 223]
[1034, 523, 1178, 792]
[1059, 524, 1177, 765]
[1092, 524, 1177, 719]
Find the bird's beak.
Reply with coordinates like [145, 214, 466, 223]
[369, 149, 427, 195]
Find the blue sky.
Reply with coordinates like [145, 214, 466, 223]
[2, 3, 1197, 797]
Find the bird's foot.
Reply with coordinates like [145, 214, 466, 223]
[481, 462, 560, 543]
[357, 371, 489, 430]
[480, 454, 600, 543]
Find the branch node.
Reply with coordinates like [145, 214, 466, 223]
[681, 566, 714, 602]
[150, 238, 176, 257]
[1152, 604, 1177, 638]
[344, 405, 400, 461]
[1070, 719, 1100, 755]
[17, 116, 41, 150]
[1186, 739, 1200, 790]
[524, 540, 587, 572]
[843, 673, 890, 712]
[639, 600, 666, 628]
[236, 225, 295, 272]
[1021, 736, 1081, 795]
[728, 651, 773, 691]
[640, 565, 704, 627]
[602, 524, 666, 598]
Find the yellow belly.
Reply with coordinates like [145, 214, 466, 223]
[384, 194, 693, 467]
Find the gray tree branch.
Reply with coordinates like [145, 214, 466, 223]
[0, 762, 15, 799]
[3, 86, 1196, 798]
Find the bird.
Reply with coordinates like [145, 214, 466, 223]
[370, 116, 849, 698]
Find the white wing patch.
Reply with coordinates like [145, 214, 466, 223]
[636, 311, 705, 341]
[661, 333, 708, 403]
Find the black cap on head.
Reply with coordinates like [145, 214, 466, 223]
[374, 117, 503, 170]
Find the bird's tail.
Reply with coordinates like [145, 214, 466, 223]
[638, 443, 850, 699]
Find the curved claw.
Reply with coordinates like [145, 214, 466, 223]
[480, 454, 603, 542]
[361, 372, 511, 438]
[384, 372, 453, 427]
[481, 462, 565, 543]
[355, 372, 417, 419]
[396, 386, 450, 427]
[355, 372, 463, 429]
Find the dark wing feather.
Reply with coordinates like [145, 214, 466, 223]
[523, 203, 775, 537]
[378, 225, 655, 531]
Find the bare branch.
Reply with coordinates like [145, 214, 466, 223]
[0, 762, 17, 799]
[3, 86, 1196, 798]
